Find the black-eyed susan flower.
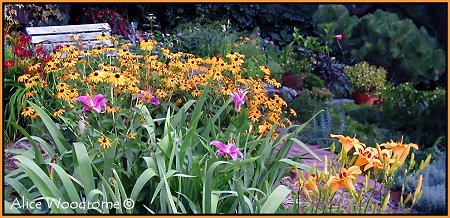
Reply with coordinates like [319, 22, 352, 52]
[290, 108, 297, 117]
[53, 109, 66, 117]
[127, 132, 137, 139]
[22, 107, 35, 117]
[106, 72, 127, 87]
[98, 136, 112, 149]
[87, 70, 106, 83]
[191, 90, 201, 97]
[259, 66, 271, 75]
[24, 90, 38, 98]
[29, 111, 39, 119]
[139, 39, 156, 51]
[18, 74, 30, 83]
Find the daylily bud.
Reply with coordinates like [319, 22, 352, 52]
[404, 193, 412, 205]
[414, 175, 423, 202]
[399, 145, 411, 164]
[419, 154, 432, 171]
[380, 192, 390, 212]
[356, 189, 363, 202]
[364, 173, 370, 191]
[330, 142, 335, 154]
[408, 153, 415, 171]
[371, 203, 377, 212]
[308, 162, 316, 178]
[376, 143, 383, 161]
[307, 176, 319, 195]
[302, 187, 311, 201]
[324, 155, 328, 175]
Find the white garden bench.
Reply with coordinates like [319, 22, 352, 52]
[25, 23, 113, 51]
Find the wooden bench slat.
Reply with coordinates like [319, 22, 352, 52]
[30, 31, 111, 44]
[26, 23, 111, 36]
[39, 40, 114, 52]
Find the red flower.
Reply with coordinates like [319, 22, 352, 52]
[24, 66, 32, 73]
[42, 55, 53, 63]
[18, 33, 31, 47]
[4, 60, 15, 71]
[35, 46, 45, 56]
[335, 34, 344, 41]
[13, 46, 31, 58]
[55, 45, 63, 52]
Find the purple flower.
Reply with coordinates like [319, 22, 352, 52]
[210, 141, 243, 161]
[137, 90, 160, 107]
[229, 89, 248, 112]
[75, 94, 107, 113]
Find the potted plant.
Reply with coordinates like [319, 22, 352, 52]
[345, 61, 387, 105]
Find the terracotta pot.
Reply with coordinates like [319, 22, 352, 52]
[281, 74, 304, 90]
[351, 92, 378, 106]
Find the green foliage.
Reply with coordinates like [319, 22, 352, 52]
[169, 20, 238, 57]
[5, 92, 322, 214]
[379, 83, 446, 148]
[135, 4, 318, 46]
[312, 5, 359, 40]
[313, 5, 446, 85]
[303, 73, 326, 89]
[345, 61, 387, 94]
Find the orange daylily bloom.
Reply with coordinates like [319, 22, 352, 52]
[304, 175, 319, 194]
[326, 166, 362, 195]
[380, 140, 419, 164]
[353, 147, 382, 171]
[330, 134, 366, 154]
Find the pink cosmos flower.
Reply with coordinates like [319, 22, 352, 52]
[229, 89, 248, 112]
[75, 94, 107, 113]
[137, 90, 160, 106]
[335, 34, 343, 41]
[210, 141, 243, 161]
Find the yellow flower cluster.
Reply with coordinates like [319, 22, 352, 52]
[18, 36, 294, 136]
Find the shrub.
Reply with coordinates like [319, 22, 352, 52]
[169, 20, 238, 58]
[313, 5, 446, 85]
[4, 3, 71, 29]
[345, 61, 387, 95]
[76, 6, 130, 37]
[133, 4, 318, 46]
[379, 83, 446, 148]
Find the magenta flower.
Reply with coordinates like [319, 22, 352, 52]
[335, 34, 343, 41]
[137, 90, 160, 106]
[229, 89, 248, 112]
[75, 94, 107, 113]
[210, 141, 243, 161]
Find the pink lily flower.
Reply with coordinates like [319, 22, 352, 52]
[210, 141, 244, 161]
[229, 89, 248, 112]
[137, 90, 160, 106]
[335, 34, 343, 41]
[75, 94, 107, 113]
